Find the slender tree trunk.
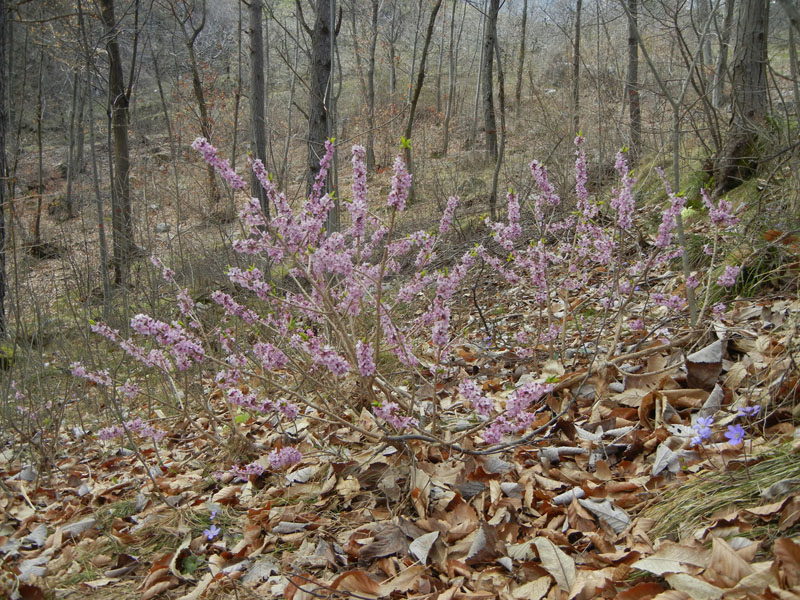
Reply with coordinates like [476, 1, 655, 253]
[403, 0, 444, 200]
[572, 0, 583, 134]
[436, 3, 445, 114]
[349, 1, 367, 100]
[712, 0, 735, 108]
[626, 0, 641, 160]
[482, 0, 499, 160]
[442, 0, 459, 155]
[471, 0, 487, 144]
[0, 0, 7, 336]
[33, 45, 43, 248]
[366, 0, 378, 171]
[98, 0, 134, 287]
[65, 69, 80, 218]
[515, 0, 528, 119]
[187, 41, 220, 209]
[489, 24, 506, 221]
[79, 0, 111, 314]
[231, 0, 242, 171]
[790, 23, 800, 113]
[250, 0, 269, 216]
[307, 0, 333, 195]
[776, 0, 799, 35]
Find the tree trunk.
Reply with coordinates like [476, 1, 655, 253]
[471, 0, 487, 144]
[482, 0, 499, 160]
[515, 0, 528, 119]
[712, 0, 735, 108]
[714, 0, 769, 195]
[307, 0, 333, 196]
[249, 0, 269, 217]
[489, 22, 506, 222]
[0, 0, 7, 336]
[441, 0, 459, 156]
[366, 0, 378, 171]
[98, 0, 134, 287]
[776, 0, 800, 35]
[626, 0, 641, 160]
[65, 69, 80, 218]
[571, 0, 582, 134]
[403, 0, 444, 199]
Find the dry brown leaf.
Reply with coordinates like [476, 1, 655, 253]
[775, 538, 800, 587]
[686, 341, 723, 390]
[140, 577, 179, 600]
[663, 573, 723, 600]
[532, 537, 575, 591]
[511, 576, 550, 600]
[377, 565, 425, 596]
[614, 581, 666, 600]
[331, 569, 380, 596]
[706, 536, 755, 588]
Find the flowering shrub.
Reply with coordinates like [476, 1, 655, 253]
[71, 136, 745, 481]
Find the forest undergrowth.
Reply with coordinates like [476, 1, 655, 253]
[1, 135, 800, 600]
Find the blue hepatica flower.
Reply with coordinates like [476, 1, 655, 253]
[691, 416, 714, 447]
[204, 524, 221, 540]
[737, 406, 760, 418]
[725, 424, 746, 446]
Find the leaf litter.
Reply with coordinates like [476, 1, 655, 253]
[2, 270, 800, 599]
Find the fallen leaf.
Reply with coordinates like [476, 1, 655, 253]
[409, 531, 439, 564]
[578, 498, 631, 534]
[532, 537, 575, 591]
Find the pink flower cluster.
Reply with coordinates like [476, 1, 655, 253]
[373, 400, 418, 431]
[191, 137, 246, 190]
[268, 446, 303, 469]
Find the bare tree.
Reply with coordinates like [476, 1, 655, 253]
[249, 0, 269, 216]
[365, 0, 379, 171]
[403, 0, 443, 199]
[712, 0, 735, 108]
[571, 0, 582, 134]
[169, 0, 222, 212]
[301, 0, 330, 187]
[482, 0, 499, 160]
[514, 0, 528, 119]
[98, 0, 136, 287]
[0, 0, 6, 336]
[626, 0, 641, 160]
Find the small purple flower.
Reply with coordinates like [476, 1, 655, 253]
[717, 265, 741, 288]
[738, 406, 760, 418]
[725, 424, 746, 446]
[269, 446, 303, 470]
[691, 416, 714, 446]
[210, 509, 218, 520]
[204, 524, 221, 540]
[712, 302, 727, 318]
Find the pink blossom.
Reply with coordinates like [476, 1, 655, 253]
[702, 189, 739, 228]
[192, 137, 246, 190]
[373, 400, 417, 430]
[356, 340, 376, 376]
[458, 380, 493, 417]
[269, 447, 303, 470]
[387, 155, 412, 211]
[611, 150, 635, 229]
[717, 265, 740, 287]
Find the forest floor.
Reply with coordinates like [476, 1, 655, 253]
[2, 138, 800, 599]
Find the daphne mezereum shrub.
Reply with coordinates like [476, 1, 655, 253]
[71, 136, 741, 477]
